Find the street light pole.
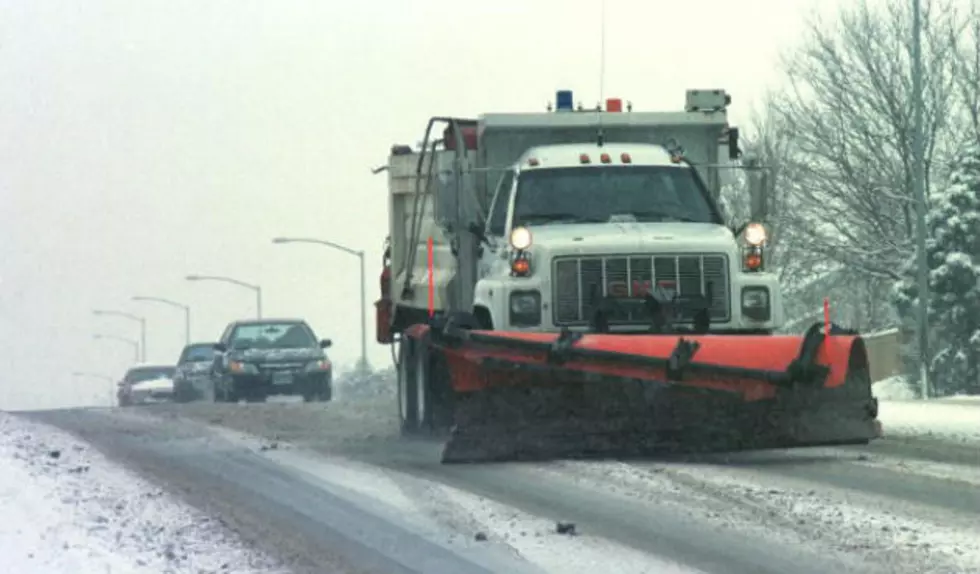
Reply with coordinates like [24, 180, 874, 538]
[132, 296, 192, 345]
[272, 237, 369, 372]
[93, 333, 140, 363]
[185, 274, 263, 319]
[912, 0, 930, 398]
[93, 310, 147, 362]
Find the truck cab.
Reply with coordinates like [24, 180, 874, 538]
[376, 88, 783, 345]
[472, 141, 781, 334]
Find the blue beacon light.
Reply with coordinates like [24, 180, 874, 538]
[555, 90, 574, 112]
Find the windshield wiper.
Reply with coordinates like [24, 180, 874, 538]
[519, 213, 605, 225]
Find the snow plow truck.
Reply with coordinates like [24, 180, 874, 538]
[374, 89, 880, 464]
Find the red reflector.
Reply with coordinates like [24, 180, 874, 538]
[620, 153, 632, 163]
[579, 153, 591, 164]
[600, 153, 611, 163]
[528, 157, 540, 166]
[606, 98, 623, 113]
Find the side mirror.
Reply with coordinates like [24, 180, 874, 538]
[743, 154, 769, 222]
[213, 343, 227, 352]
[319, 339, 332, 349]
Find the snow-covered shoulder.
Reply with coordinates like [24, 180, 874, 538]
[874, 376, 980, 443]
[0, 412, 286, 574]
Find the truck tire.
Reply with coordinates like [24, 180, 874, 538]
[397, 338, 420, 434]
[414, 339, 453, 435]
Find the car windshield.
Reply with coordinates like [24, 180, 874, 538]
[229, 322, 317, 350]
[179, 344, 215, 363]
[512, 165, 719, 227]
[126, 367, 175, 384]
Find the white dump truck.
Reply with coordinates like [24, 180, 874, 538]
[368, 90, 881, 464]
[375, 88, 781, 344]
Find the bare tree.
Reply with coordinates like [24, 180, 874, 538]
[948, 3, 980, 145]
[772, 0, 963, 282]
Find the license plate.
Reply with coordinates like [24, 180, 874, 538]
[272, 372, 293, 386]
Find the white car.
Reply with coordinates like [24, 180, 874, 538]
[117, 364, 177, 406]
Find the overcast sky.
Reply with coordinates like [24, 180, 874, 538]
[0, 0, 849, 410]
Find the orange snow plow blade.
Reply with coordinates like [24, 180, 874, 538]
[421, 317, 880, 464]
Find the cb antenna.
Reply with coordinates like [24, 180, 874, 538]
[596, 0, 607, 147]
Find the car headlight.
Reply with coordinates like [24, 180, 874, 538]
[228, 360, 257, 374]
[741, 287, 771, 321]
[509, 291, 541, 327]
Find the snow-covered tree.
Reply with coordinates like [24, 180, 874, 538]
[894, 142, 980, 395]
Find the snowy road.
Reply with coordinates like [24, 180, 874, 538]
[19, 385, 980, 574]
[0, 411, 287, 574]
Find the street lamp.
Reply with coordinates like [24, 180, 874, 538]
[186, 274, 262, 318]
[72, 371, 115, 405]
[132, 296, 191, 345]
[272, 236, 368, 372]
[93, 333, 140, 363]
[93, 310, 146, 362]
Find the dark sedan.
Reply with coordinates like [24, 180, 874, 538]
[173, 342, 218, 402]
[211, 318, 333, 403]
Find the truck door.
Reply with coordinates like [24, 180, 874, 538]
[481, 170, 515, 278]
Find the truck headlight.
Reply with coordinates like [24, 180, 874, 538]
[744, 223, 767, 246]
[510, 227, 533, 250]
[741, 287, 771, 321]
[509, 290, 541, 327]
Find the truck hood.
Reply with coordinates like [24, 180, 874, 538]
[523, 222, 735, 255]
[231, 347, 324, 363]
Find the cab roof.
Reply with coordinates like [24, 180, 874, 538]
[516, 143, 680, 170]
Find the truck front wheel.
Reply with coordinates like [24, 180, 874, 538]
[397, 338, 419, 433]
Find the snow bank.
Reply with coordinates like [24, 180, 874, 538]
[874, 375, 918, 400]
[877, 400, 980, 442]
[0, 412, 287, 574]
[872, 375, 980, 442]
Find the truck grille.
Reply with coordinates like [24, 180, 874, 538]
[552, 254, 730, 326]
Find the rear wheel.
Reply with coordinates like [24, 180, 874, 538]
[416, 344, 430, 432]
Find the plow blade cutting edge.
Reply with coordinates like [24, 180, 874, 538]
[410, 317, 881, 464]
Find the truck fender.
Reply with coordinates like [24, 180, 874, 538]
[473, 277, 506, 330]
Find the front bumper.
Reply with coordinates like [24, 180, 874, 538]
[130, 390, 174, 404]
[229, 370, 331, 395]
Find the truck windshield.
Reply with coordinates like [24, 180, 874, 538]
[512, 166, 719, 227]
